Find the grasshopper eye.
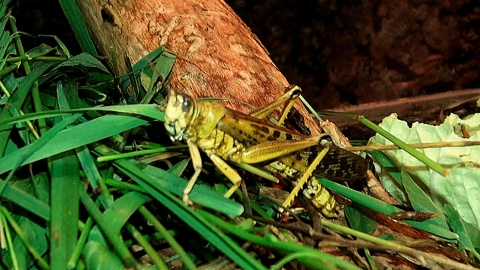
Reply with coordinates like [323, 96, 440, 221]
[182, 98, 191, 112]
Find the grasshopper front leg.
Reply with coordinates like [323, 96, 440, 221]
[183, 140, 203, 204]
[207, 153, 242, 198]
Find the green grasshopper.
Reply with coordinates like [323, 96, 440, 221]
[164, 85, 368, 216]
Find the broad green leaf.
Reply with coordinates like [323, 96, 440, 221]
[400, 168, 448, 228]
[102, 191, 151, 234]
[26, 43, 56, 58]
[345, 206, 377, 235]
[444, 204, 480, 253]
[371, 114, 480, 230]
[82, 241, 125, 270]
[53, 52, 109, 73]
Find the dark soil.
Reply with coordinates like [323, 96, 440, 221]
[226, 0, 480, 109]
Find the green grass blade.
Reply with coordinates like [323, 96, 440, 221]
[2, 62, 52, 115]
[0, 114, 82, 221]
[68, 217, 94, 268]
[132, 160, 244, 217]
[0, 114, 149, 174]
[0, 212, 19, 270]
[49, 150, 80, 269]
[319, 178, 458, 240]
[444, 205, 480, 260]
[0, 207, 49, 270]
[125, 223, 169, 270]
[0, 179, 50, 221]
[137, 206, 197, 270]
[58, 0, 97, 56]
[101, 191, 151, 233]
[79, 188, 139, 268]
[0, 104, 164, 127]
[82, 237, 126, 269]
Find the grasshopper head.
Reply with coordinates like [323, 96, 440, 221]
[164, 90, 195, 141]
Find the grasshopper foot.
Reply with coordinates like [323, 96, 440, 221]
[182, 194, 194, 206]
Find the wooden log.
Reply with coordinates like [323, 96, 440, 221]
[76, 0, 320, 133]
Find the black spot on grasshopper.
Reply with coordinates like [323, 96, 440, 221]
[285, 107, 311, 136]
[252, 124, 270, 134]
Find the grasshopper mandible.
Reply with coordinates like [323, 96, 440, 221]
[164, 85, 368, 216]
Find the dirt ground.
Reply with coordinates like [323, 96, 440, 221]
[227, 0, 480, 109]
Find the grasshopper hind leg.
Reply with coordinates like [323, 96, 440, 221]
[281, 146, 331, 209]
[303, 179, 337, 218]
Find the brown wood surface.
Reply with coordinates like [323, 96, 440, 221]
[76, 0, 320, 133]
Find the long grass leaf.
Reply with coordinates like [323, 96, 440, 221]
[68, 217, 93, 268]
[0, 104, 164, 127]
[0, 114, 148, 174]
[102, 191, 151, 233]
[0, 114, 82, 221]
[0, 179, 50, 221]
[49, 150, 80, 269]
[82, 240, 125, 270]
[58, 0, 97, 56]
[0, 62, 52, 140]
[78, 188, 139, 268]
[109, 158, 243, 217]
[319, 178, 459, 240]
[138, 206, 197, 269]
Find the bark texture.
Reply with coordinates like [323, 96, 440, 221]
[76, 0, 320, 132]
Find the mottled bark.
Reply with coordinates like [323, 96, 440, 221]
[76, 0, 321, 133]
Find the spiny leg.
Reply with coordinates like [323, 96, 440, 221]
[282, 146, 330, 208]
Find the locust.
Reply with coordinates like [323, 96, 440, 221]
[163, 85, 368, 217]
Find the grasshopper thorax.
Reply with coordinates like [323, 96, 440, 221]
[164, 92, 195, 141]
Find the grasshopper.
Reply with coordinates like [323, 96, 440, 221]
[164, 85, 368, 216]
